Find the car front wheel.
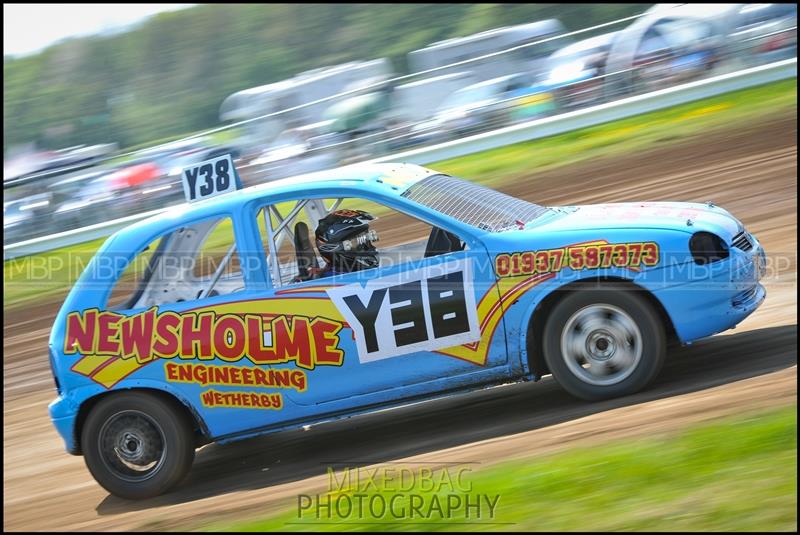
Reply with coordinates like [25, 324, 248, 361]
[543, 286, 666, 401]
[81, 391, 195, 499]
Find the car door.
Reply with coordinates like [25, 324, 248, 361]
[91, 212, 296, 439]
[250, 197, 510, 410]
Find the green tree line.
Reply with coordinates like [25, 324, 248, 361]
[3, 3, 651, 153]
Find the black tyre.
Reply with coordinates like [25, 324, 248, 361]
[542, 285, 666, 401]
[81, 391, 195, 499]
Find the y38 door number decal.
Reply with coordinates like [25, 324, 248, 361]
[327, 257, 480, 363]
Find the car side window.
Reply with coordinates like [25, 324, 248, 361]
[107, 215, 244, 310]
[254, 197, 467, 288]
[506, 79, 523, 92]
[637, 29, 671, 57]
[516, 33, 563, 61]
[652, 19, 713, 49]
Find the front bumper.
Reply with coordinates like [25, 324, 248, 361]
[653, 240, 767, 344]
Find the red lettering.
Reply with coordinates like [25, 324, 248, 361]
[119, 308, 156, 362]
[165, 362, 179, 381]
[274, 369, 290, 389]
[253, 367, 267, 386]
[245, 315, 278, 364]
[196, 364, 210, 385]
[65, 310, 97, 354]
[230, 367, 241, 383]
[495, 254, 510, 277]
[178, 363, 193, 382]
[213, 315, 246, 361]
[311, 318, 344, 366]
[211, 366, 229, 385]
[274, 316, 311, 368]
[202, 390, 216, 405]
[241, 367, 253, 385]
[97, 312, 123, 355]
[181, 313, 213, 359]
[153, 313, 180, 357]
[291, 370, 307, 392]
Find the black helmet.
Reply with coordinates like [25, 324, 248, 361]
[315, 209, 379, 272]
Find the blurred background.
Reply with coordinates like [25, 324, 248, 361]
[3, 2, 797, 245]
[3, 5, 797, 531]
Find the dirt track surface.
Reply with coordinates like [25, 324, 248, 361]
[3, 114, 797, 531]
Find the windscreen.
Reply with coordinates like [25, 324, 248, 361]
[441, 83, 496, 109]
[401, 174, 552, 232]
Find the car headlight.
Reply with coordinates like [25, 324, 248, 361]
[689, 231, 730, 265]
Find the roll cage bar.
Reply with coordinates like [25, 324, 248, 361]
[258, 197, 343, 288]
[122, 197, 347, 309]
[125, 188, 471, 308]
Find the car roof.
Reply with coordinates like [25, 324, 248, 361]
[397, 71, 472, 88]
[550, 31, 618, 59]
[118, 163, 440, 238]
[458, 74, 523, 92]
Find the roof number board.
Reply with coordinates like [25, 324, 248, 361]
[181, 153, 241, 202]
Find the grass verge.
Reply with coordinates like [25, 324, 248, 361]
[4, 78, 796, 309]
[435, 78, 796, 186]
[219, 404, 797, 532]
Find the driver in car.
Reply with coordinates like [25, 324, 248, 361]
[297, 209, 380, 280]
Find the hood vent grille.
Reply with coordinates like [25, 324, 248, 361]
[732, 231, 754, 251]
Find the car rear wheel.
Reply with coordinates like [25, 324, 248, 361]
[543, 286, 666, 401]
[81, 391, 195, 499]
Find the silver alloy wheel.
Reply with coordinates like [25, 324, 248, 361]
[560, 304, 643, 386]
[97, 410, 167, 483]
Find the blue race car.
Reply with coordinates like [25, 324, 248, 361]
[47, 159, 766, 498]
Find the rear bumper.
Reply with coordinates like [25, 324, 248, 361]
[49, 395, 80, 455]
